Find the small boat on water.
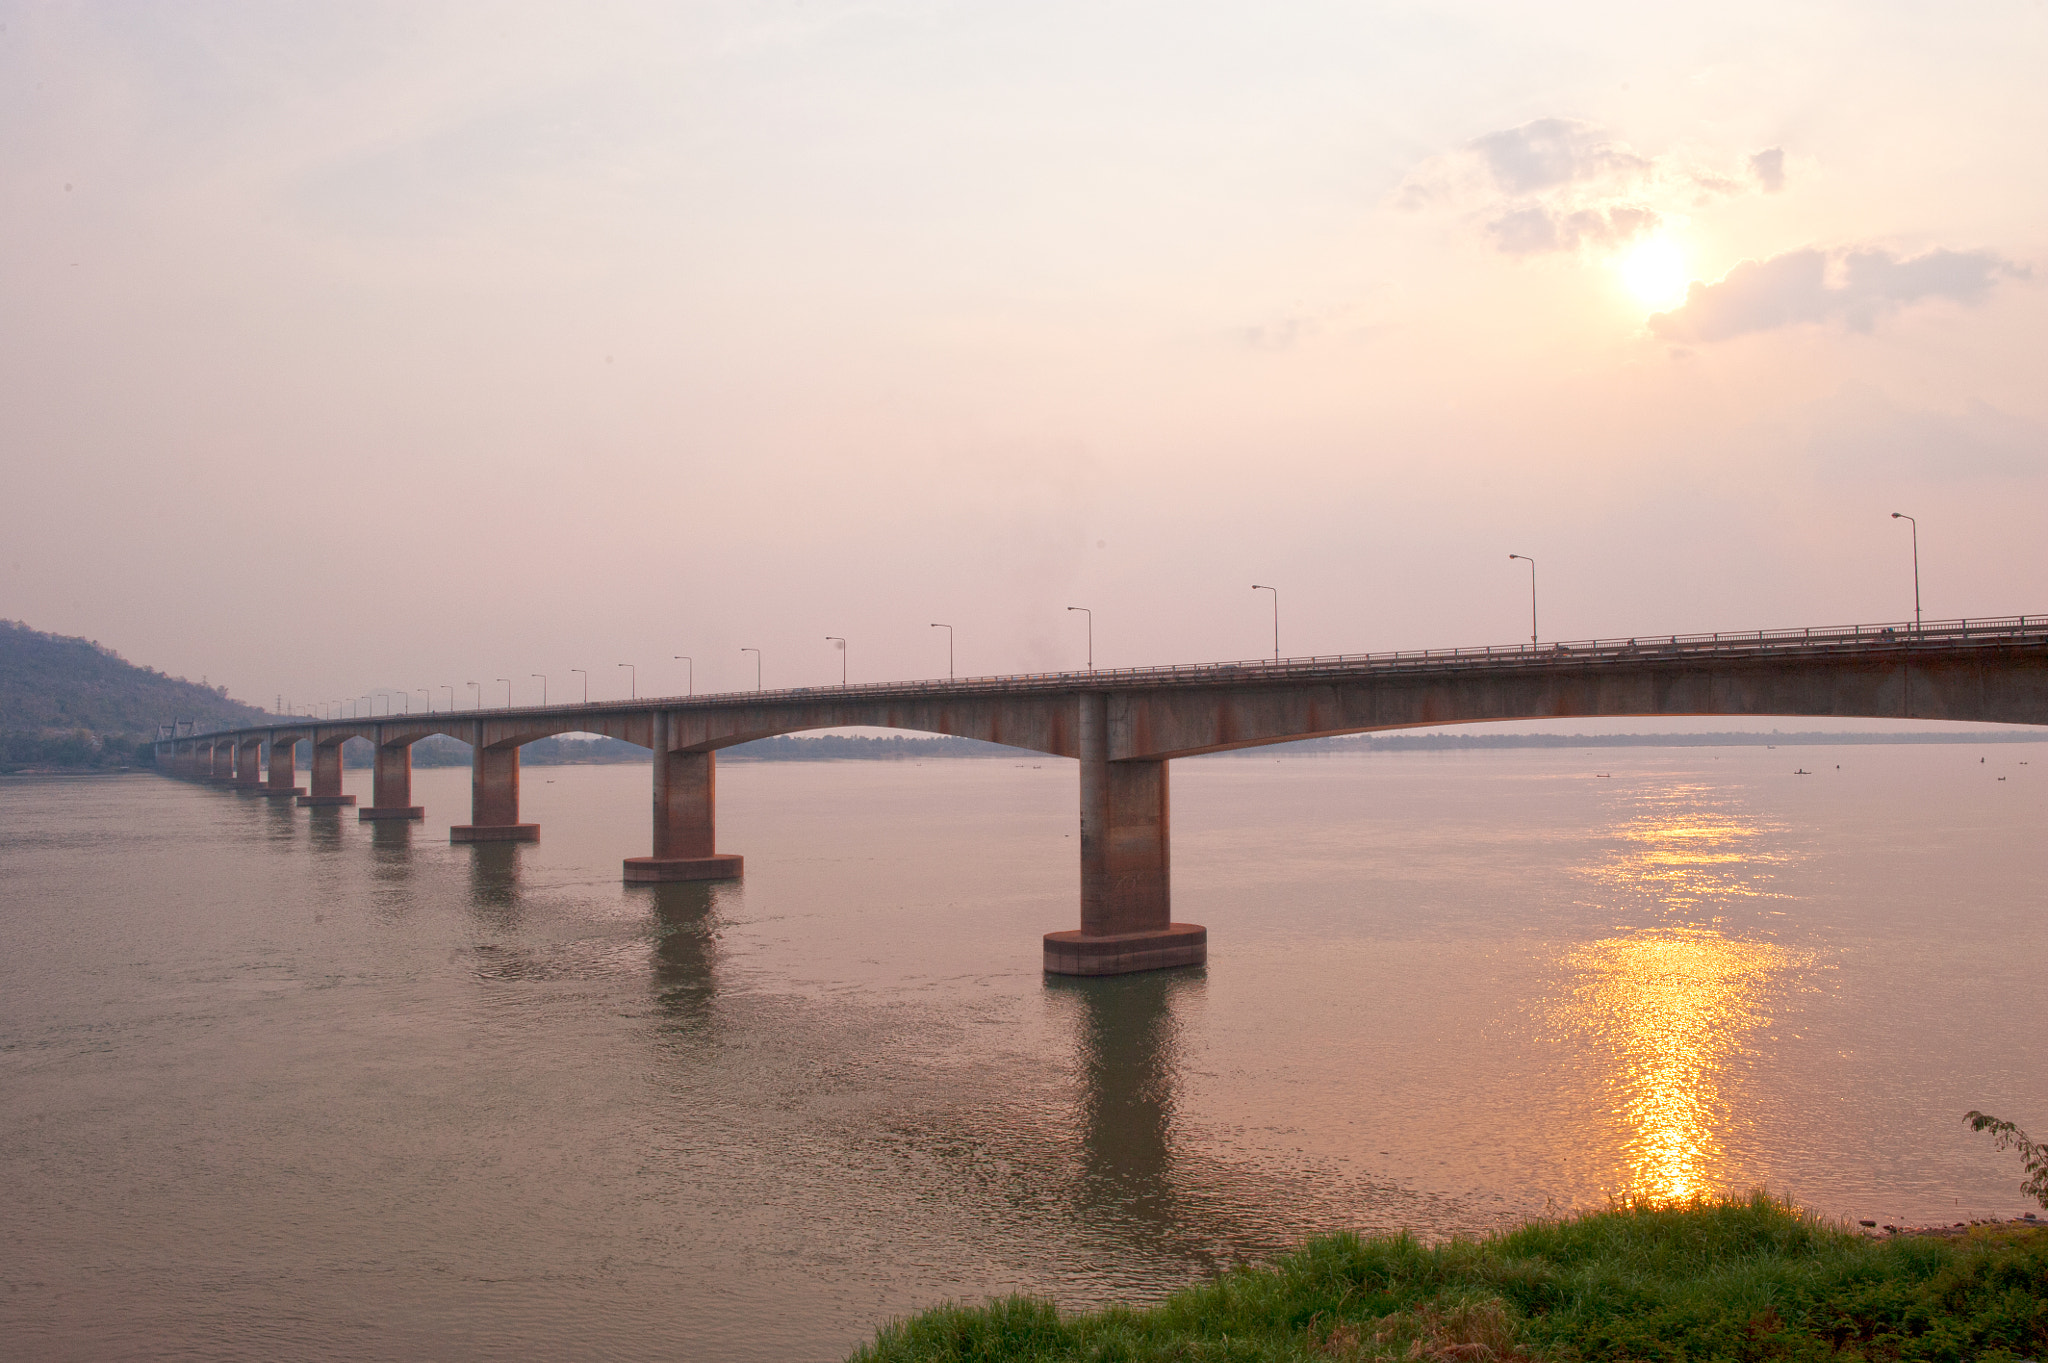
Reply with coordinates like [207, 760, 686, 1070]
[1794, 768, 1811, 775]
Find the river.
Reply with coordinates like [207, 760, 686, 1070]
[3, 743, 2043, 1360]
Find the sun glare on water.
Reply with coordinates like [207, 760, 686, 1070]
[1620, 238, 1691, 312]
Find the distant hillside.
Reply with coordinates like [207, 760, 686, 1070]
[0, 620, 269, 770]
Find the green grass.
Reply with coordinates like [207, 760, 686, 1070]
[850, 1194, 2048, 1363]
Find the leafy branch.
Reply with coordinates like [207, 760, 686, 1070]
[1964, 1111, 2048, 1211]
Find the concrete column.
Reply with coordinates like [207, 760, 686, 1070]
[298, 738, 356, 807]
[360, 727, 424, 821]
[235, 739, 265, 791]
[1044, 693, 1205, 975]
[262, 735, 303, 797]
[624, 711, 742, 882]
[452, 726, 537, 842]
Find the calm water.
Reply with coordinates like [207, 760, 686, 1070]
[3, 745, 2044, 1361]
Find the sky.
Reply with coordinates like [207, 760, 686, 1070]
[3, 1, 2044, 710]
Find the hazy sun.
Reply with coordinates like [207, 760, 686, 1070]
[1620, 238, 1691, 312]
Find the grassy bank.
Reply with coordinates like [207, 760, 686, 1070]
[852, 1194, 2048, 1362]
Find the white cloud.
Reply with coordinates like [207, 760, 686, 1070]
[1400, 118, 1758, 258]
[1749, 147, 1786, 194]
[1650, 247, 2026, 342]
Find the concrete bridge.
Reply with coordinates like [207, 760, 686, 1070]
[157, 615, 2048, 975]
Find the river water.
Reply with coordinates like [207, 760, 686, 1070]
[4, 744, 2044, 1360]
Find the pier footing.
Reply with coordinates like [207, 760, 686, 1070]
[451, 823, 539, 843]
[623, 854, 743, 883]
[296, 794, 356, 807]
[1043, 924, 1207, 976]
[359, 805, 425, 821]
[258, 786, 305, 799]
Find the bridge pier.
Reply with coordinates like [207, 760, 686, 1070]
[262, 735, 304, 797]
[452, 738, 537, 842]
[1045, 693, 1206, 975]
[297, 738, 356, 807]
[206, 742, 234, 782]
[235, 739, 265, 792]
[360, 732, 424, 821]
[624, 713, 742, 882]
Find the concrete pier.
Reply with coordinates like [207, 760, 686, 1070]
[359, 733, 424, 821]
[1046, 692, 1206, 975]
[451, 737, 537, 842]
[623, 713, 741, 882]
[297, 739, 356, 807]
[235, 739, 266, 792]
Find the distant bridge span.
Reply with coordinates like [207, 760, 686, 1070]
[158, 616, 2048, 975]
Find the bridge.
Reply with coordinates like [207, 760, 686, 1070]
[157, 615, 2048, 975]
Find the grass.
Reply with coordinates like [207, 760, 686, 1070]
[849, 1193, 2048, 1363]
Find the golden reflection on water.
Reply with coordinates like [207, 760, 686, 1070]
[1561, 932, 1796, 1201]
[1560, 782, 1807, 1201]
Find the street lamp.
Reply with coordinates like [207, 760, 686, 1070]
[532, 674, 547, 706]
[497, 677, 512, 708]
[1508, 554, 1537, 648]
[417, 689, 429, 714]
[1251, 585, 1279, 662]
[1067, 606, 1092, 670]
[618, 662, 636, 699]
[674, 656, 692, 696]
[441, 684, 455, 711]
[930, 623, 954, 680]
[466, 681, 480, 711]
[741, 647, 761, 691]
[571, 668, 588, 703]
[1891, 512, 1921, 633]
[826, 637, 847, 685]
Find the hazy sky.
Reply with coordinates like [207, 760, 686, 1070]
[4, 1, 2043, 709]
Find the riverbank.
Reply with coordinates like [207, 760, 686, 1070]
[851, 1194, 2048, 1361]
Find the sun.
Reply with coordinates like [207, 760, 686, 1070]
[1619, 237, 1691, 312]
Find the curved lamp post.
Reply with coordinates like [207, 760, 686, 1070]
[1508, 554, 1537, 647]
[826, 637, 847, 685]
[532, 674, 547, 706]
[1067, 606, 1092, 670]
[570, 668, 587, 703]
[741, 647, 761, 691]
[618, 662, 636, 699]
[930, 623, 954, 680]
[1251, 585, 1279, 662]
[673, 656, 692, 696]
[1891, 513, 1921, 633]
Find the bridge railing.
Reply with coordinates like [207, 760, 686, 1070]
[193, 615, 2048, 734]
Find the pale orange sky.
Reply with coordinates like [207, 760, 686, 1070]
[3, 2, 2042, 709]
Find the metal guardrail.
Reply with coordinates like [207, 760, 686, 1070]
[167, 614, 2048, 740]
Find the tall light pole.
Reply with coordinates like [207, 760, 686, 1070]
[741, 647, 761, 691]
[417, 689, 430, 714]
[1508, 554, 1537, 648]
[673, 656, 692, 696]
[441, 684, 455, 712]
[826, 637, 847, 684]
[1251, 585, 1279, 662]
[618, 662, 636, 699]
[1067, 606, 1092, 670]
[466, 681, 480, 711]
[571, 668, 588, 703]
[532, 674, 547, 705]
[497, 678, 512, 709]
[1891, 512, 1921, 633]
[930, 623, 953, 679]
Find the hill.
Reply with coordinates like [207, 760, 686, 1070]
[0, 619, 269, 770]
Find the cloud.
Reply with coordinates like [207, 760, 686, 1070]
[1400, 119, 1765, 258]
[1470, 118, 1652, 195]
[1650, 247, 2025, 342]
[1749, 147, 1786, 194]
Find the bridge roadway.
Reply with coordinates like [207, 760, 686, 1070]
[157, 615, 2048, 975]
